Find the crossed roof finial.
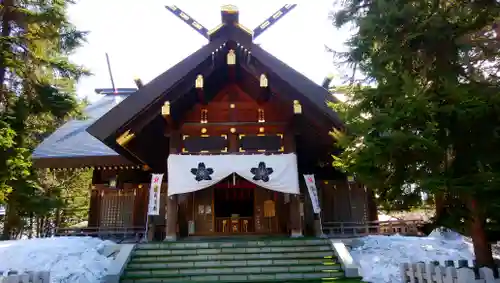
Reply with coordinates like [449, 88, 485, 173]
[165, 4, 297, 41]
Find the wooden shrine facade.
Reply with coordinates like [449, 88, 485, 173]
[83, 169, 377, 240]
[33, 4, 378, 241]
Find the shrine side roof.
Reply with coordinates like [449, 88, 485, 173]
[32, 95, 132, 168]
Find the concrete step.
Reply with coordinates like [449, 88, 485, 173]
[136, 239, 329, 250]
[121, 238, 347, 283]
[127, 258, 338, 270]
[129, 251, 333, 263]
[121, 270, 344, 282]
[132, 244, 332, 257]
[121, 279, 358, 283]
[125, 263, 340, 275]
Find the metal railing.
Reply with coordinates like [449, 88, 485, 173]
[322, 220, 426, 237]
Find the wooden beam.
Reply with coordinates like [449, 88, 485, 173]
[253, 4, 297, 39]
[165, 6, 210, 39]
[181, 121, 287, 127]
[134, 78, 144, 89]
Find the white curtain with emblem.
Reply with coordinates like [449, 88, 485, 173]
[167, 153, 300, 196]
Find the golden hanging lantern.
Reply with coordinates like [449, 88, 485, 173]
[293, 100, 302, 114]
[260, 74, 268, 88]
[227, 50, 236, 65]
[195, 75, 203, 89]
[162, 101, 171, 116]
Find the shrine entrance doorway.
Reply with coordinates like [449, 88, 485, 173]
[214, 176, 255, 234]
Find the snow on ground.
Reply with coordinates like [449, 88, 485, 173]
[377, 214, 399, 222]
[350, 229, 475, 283]
[0, 237, 116, 283]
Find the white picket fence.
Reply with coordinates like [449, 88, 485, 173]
[401, 260, 500, 283]
[0, 271, 50, 283]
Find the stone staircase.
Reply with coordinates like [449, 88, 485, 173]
[120, 238, 349, 282]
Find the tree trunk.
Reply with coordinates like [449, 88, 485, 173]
[1, 204, 19, 240]
[39, 217, 45, 237]
[35, 217, 40, 237]
[434, 192, 445, 220]
[54, 208, 60, 230]
[28, 213, 33, 238]
[468, 198, 494, 267]
[366, 187, 378, 222]
[0, 0, 13, 104]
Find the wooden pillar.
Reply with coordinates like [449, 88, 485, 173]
[88, 170, 101, 228]
[284, 121, 302, 237]
[164, 195, 178, 241]
[165, 129, 180, 241]
[88, 188, 101, 228]
[289, 194, 303, 237]
[284, 122, 302, 237]
[133, 184, 148, 227]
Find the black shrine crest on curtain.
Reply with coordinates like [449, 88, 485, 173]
[251, 162, 273, 182]
[191, 162, 214, 182]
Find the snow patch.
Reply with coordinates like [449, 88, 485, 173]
[0, 237, 116, 283]
[350, 229, 474, 283]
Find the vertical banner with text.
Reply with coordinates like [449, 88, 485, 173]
[303, 174, 321, 214]
[148, 174, 163, 215]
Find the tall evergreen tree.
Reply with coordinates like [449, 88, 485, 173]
[331, 0, 500, 266]
[0, 0, 89, 238]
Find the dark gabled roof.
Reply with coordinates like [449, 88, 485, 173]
[87, 35, 343, 150]
[32, 94, 135, 168]
[249, 43, 342, 126]
[87, 37, 227, 142]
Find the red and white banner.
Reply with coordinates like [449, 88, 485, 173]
[304, 174, 321, 214]
[148, 174, 163, 215]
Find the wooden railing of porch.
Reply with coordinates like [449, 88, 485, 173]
[55, 226, 146, 242]
[322, 220, 426, 237]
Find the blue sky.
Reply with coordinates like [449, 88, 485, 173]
[68, 1, 351, 102]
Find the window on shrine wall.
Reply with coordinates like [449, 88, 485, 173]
[238, 134, 284, 153]
[182, 135, 228, 153]
[99, 190, 134, 228]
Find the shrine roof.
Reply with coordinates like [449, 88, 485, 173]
[33, 5, 345, 169]
[32, 92, 136, 168]
[87, 37, 343, 152]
